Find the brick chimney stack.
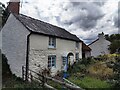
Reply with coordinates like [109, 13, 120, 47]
[7, 0, 20, 14]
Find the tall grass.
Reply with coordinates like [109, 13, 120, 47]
[68, 76, 111, 89]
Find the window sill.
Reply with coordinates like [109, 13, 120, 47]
[48, 47, 56, 50]
[48, 48, 56, 50]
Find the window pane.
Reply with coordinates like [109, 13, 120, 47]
[48, 55, 56, 68]
[49, 37, 56, 47]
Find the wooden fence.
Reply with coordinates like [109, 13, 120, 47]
[22, 66, 84, 90]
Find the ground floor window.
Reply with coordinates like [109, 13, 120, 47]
[48, 55, 56, 68]
[75, 53, 79, 61]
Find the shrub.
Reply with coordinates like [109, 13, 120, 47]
[88, 61, 113, 80]
[80, 57, 94, 66]
[111, 55, 120, 87]
[2, 54, 12, 82]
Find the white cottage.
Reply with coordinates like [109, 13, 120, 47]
[1, 1, 83, 77]
[88, 32, 111, 57]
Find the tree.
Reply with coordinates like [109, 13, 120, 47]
[112, 56, 120, 87]
[105, 34, 120, 54]
[0, 2, 9, 27]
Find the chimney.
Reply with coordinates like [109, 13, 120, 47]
[98, 32, 104, 40]
[7, 0, 20, 14]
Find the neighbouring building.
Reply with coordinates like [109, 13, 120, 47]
[1, 1, 85, 77]
[88, 32, 111, 57]
[82, 42, 91, 58]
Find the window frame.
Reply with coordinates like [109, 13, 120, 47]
[49, 37, 56, 48]
[48, 55, 56, 68]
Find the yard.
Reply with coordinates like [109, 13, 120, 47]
[2, 53, 120, 89]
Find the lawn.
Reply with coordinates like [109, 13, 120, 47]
[68, 75, 111, 89]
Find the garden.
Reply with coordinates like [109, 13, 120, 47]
[66, 54, 120, 89]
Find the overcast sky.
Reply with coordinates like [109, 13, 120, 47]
[1, 0, 120, 44]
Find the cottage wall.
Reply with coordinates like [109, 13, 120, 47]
[89, 38, 111, 57]
[29, 34, 82, 75]
[2, 14, 30, 77]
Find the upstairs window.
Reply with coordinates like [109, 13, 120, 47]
[48, 55, 56, 68]
[49, 37, 56, 48]
[76, 42, 79, 49]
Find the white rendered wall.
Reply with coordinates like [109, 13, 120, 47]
[89, 38, 111, 57]
[2, 14, 30, 77]
[29, 34, 82, 75]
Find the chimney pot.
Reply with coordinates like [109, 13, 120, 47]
[98, 32, 104, 40]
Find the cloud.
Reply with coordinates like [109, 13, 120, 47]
[59, 2, 104, 31]
[113, 2, 120, 28]
[1, 0, 119, 44]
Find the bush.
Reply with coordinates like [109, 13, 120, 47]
[68, 61, 87, 75]
[2, 54, 12, 82]
[80, 57, 95, 66]
[88, 61, 113, 80]
[111, 55, 120, 87]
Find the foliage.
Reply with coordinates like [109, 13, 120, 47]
[80, 57, 95, 66]
[67, 61, 87, 75]
[87, 54, 120, 80]
[105, 34, 120, 54]
[105, 34, 120, 42]
[2, 54, 12, 82]
[0, 2, 10, 27]
[88, 61, 113, 80]
[1, 53, 43, 88]
[2, 75, 42, 88]
[109, 40, 120, 54]
[67, 57, 113, 89]
[110, 55, 120, 87]
[47, 80, 65, 90]
[97, 54, 119, 62]
[68, 76, 111, 89]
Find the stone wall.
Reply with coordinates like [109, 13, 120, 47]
[29, 34, 82, 76]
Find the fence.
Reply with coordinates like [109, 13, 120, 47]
[22, 66, 83, 90]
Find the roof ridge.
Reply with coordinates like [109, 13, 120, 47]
[13, 13, 82, 42]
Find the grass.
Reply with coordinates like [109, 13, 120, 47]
[47, 80, 66, 90]
[2, 53, 43, 89]
[68, 76, 111, 89]
[2, 75, 42, 88]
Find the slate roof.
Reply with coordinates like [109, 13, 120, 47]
[88, 39, 99, 46]
[14, 14, 82, 42]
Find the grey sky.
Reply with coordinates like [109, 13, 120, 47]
[1, 0, 120, 44]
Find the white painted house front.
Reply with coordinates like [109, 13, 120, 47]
[1, 13, 83, 77]
[88, 33, 111, 57]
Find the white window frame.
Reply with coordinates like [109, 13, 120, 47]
[49, 37, 56, 48]
[48, 55, 56, 68]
